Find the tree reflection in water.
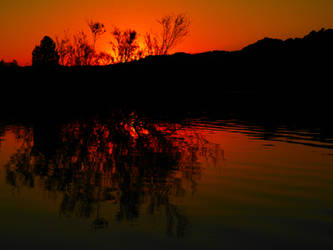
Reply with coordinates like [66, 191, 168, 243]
[4, 112, 223, 238]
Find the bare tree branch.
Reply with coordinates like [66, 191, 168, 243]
[110, 28, 141, 63]
[145, 14, 190, 56]
[87, 19, 106, 50]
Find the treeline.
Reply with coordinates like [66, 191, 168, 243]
[32, 14, 190, 67]
[0, 59, 18, 67]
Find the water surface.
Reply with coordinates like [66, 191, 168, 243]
[1, 114, 333, 249]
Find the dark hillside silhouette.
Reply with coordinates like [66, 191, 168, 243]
[239, 28, 333, 63]
[1, 28, 332, 122]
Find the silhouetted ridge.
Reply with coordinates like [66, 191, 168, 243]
[1, 28, 332, 120]
[241, 38, 284, 54]
[242, 28, 333, 53]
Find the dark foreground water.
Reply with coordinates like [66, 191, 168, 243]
[1, 112, 333, 250]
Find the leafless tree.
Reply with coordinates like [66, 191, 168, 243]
[110, 28, 141, 63]
[72, 31, 95, 66]
[144, 32, 160, 56]
[144, 14, 190, 56]
[56, 31, 71, 65]
[56, 29, 113, 66]
[87, 20, 106, 50]
[93, 51, 113, 65]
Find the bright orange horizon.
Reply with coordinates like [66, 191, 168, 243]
[1, 0, 333, 66]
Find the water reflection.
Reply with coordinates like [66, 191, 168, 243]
[3, 112, 222, 238]
[1, 111, 333, 249]
[191, 119, 333, 149]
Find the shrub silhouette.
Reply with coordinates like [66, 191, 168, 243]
[56, 32, 71, 66]
[72, 31, 95, 66]
[53, 14, 190, 65]
[32, 36, 59, 66]
[56, 29, 111, 66]
[0, 59, 18, 67]
[110, 28, 142, 63]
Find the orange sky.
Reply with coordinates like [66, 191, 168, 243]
[1, 0, 333, 65]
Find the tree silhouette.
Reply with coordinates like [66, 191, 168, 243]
[110, 28, 143, 63]
[144, 33, 160, 56]
[32, 36, 59, 66]
[93, 51, 113, 65]
[0, 59, 18, 67]
[56, 32, 71, 66]
[145, 14, 190, 55]
[72, 31, 95, 66]
[56, 28, 112, 66]
[87, 20, 106, 50]
[52, 14, 190, 65]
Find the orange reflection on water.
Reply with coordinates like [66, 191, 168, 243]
[0, 114, 224, 237]
[2, 115, 333, 244]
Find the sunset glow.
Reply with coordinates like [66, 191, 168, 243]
[1, 0, 333, 65]
[0, 0, 332, 246]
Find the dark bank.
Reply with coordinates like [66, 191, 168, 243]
[1, 28, 332, 122]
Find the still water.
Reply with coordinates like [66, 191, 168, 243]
[0, 113, 333, 249]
